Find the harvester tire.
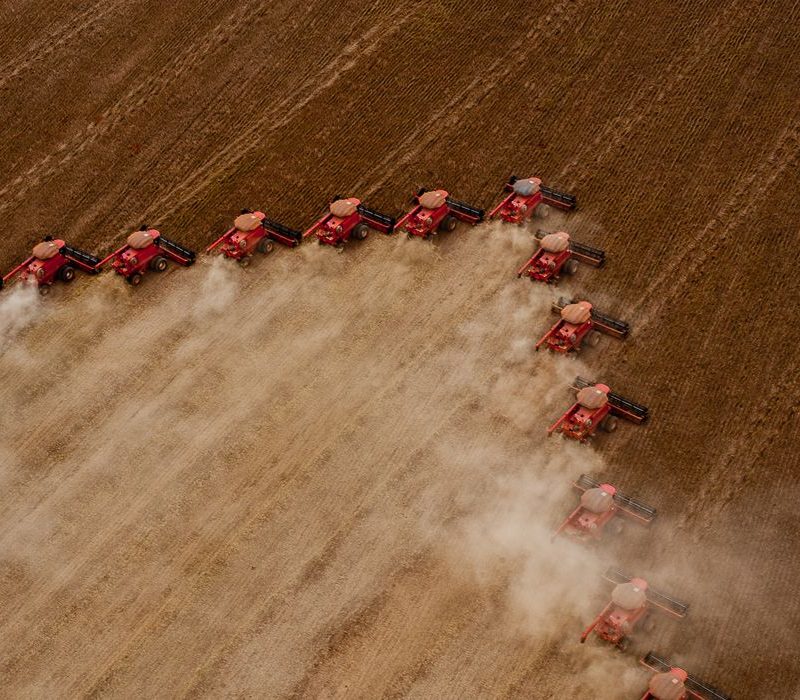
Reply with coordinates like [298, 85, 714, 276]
[600, 415, 618, 433]
[563, 259, 579, 276]
[585, 330, 601, 348]
[59, 265, 76, 282]
[238, 256, 252, 267]
[439, 215, 457, 232]
[257, 238, 274, 255]
[39, 285, 51, 296]
[352, 224, 369, 241]
[127, 273, 143, 286]
[150, 256, 168, 272]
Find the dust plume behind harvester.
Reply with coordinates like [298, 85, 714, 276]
[639, 652, 731, 700]
[206, 209, 301, 265]
[395, 188, 484, 239]
[548, 376, 649, 442]
[555, 474, 656, 541]
[98, 227, 196, 286]
[517, 229, 605, 283]
[535, 297, 629, 354]
[303, 196, 395, 247]
[2, 236, 101, 295]
[580, 568, 688, 651]
[489, 175, 576, 225]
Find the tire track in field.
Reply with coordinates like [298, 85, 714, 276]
[0, 0, 130, 90]
[0, 0, 268, 215]
[556, 0, 754, 187]
[630, 118, 800, 333]
[681, 372, 800, 528]
[353, 0, 582, 198]
[144, 3, 413, 225]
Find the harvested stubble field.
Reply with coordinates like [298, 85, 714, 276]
[1, 1, 799, 698]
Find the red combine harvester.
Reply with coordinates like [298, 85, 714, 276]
[639, 652, 731, 700]
[396, 188, 484, 239]
[580, 568, 688, 650]
[489, 175, 576, 224]
[535, 297, 629, 354]
[517, 229, 605, 283]
[206, 209, 301, 265]
[2, 236, 101, 294]
[548, 376, 648, 442]
[554, 474, 656, 540]
[99, 227, 196, 285]
[303, 196, 395, 247]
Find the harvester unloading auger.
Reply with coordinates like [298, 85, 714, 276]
[535, 297, 629, 354]
[581, 568, 688, 651]
[396, 188, 484, 239]
[2, 236, 101, 294]
[489, 175, 576, 224]
[639, 652, 731, 700]
[207, 209, 301, 265]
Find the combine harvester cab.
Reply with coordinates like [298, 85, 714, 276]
[2, 236, 101, 295]
[555, 474, 656, 540]
[535, 297, 629, 354]
[548, 376, 648, 442]
[303, 196, 395, 248]
[100, 227, 196, 286]
[517, 229, 604, 283]
[396, 188, 484, 239]
[639, 651, 731, 700]
[580, 568, 688, 651]
[489, 175, 576, 224]
[206, 209, 302, 266]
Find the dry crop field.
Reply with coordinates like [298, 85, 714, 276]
[1, 1, 799, 698]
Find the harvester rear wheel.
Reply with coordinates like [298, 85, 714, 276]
[563, 259, 579, 276]
[150, 256, 168, 272]
[585, 330, 601, 348]
[38, 285, 51, 296]
[352, 224, 369, 241]
[257, 238, 274, 255]
[59, 265, 76, 282]
[127, 273, 143, 286]
[439, 215, 457, 232]
[600, 415, 618, 433]
[238, 256, 252, 267]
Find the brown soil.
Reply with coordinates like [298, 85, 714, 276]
[1, 1, 799, 698]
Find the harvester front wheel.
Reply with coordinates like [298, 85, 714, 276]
[150, 256, 168, 272]
[607, 519, 624, 536]
[59, 265, 76, 282]
[563, 259, 579, 276]
[257, 238, 274, 255]
[127, 273, 143, 286]
[439, 215, 457, 232]
[600, 415, 618, 433]
[352, 224, 369, 241]
[585, 330, 601, 348]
